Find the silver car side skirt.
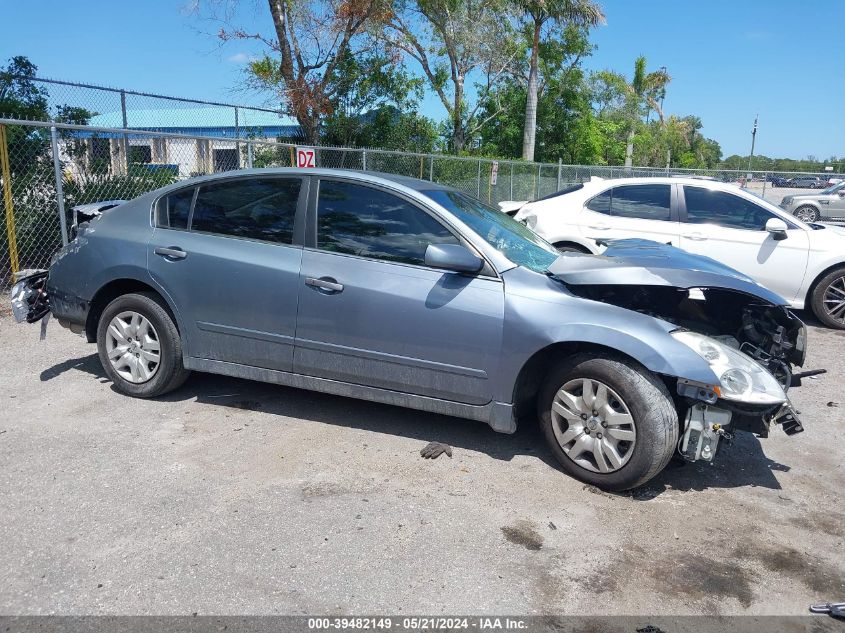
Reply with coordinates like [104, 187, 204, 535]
[184, 357, 517, 434]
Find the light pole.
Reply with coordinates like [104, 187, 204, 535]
[747, 115, 758, 175]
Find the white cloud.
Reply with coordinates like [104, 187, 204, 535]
[227, 53, 251, 64]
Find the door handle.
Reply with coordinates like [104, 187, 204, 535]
[683, 233, 707, 241]
[154, 246, 187, 260]
[305, 277, 344, 293]
[588, 224, 610, 230]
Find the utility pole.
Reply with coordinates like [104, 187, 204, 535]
[747, 115, 758, 174]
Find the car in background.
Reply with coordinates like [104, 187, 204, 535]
[11, 169, 810, 491]
[824, 176, 843, 187]
[507, 177, 845, 329]
[770, 176, 791, 188]
[779, 181, 845, 222]
[787, 176, 824, 189]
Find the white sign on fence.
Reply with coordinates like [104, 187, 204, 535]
[296, 147, 316, 168]
[490, 161, 499, 185]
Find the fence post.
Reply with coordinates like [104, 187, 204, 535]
[362, 149, 367, 171]
[429, 156, 434, 181]
[557, 158, 562, 190]
[536, 163, 541, 198]
[0, 124, 20, 278]
[50, 126, 69, 247]
[234, 106, 241, 169]
[120, 89, 129, 173]
[510, 162, 514, 199]
[247, 141, 254, 169]
[761, 171, 768, 198]
[477, 159, 482, 197]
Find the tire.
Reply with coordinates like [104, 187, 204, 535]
[538, 354, 679, 491]
[793, 206, 820, 223]
[554, 242, 591, 254]
[810, 267, 845, 329]
[96, 292, 191, 397]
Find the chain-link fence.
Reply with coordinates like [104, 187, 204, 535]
[1, 116, 843, 290]
[5, 76, 299, 140]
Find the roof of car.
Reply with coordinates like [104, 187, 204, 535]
[151, 167, 456, 198]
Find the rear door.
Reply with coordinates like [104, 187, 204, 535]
[147, 175, 307, 370]
[678, 185, 810, 303]
[579, 183, 681, 246]
[293, 178, 504, 405]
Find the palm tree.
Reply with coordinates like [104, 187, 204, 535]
[518, 0, 604, 161]
[623, 56, 670, 168]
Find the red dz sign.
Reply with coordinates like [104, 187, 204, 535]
[296, 147, 316, 168]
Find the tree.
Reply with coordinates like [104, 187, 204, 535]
[320, 49, 436, 149]
[513, 0, 603, 161]
[216, 0, 388, 144]
[380, 0, 516, 153]
[619, 56, 670, 168]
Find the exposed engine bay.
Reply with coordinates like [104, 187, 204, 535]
[565, 283, 821, 462]
[567, 284, 806, 385]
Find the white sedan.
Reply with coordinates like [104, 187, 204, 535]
[505, 177, 845, 328]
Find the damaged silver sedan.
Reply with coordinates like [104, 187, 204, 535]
[10, 169, 818, 490]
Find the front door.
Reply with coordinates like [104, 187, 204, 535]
[293, 178, 504, 405]
[678, 185, 810, 304]
[147, 175, 307, 370]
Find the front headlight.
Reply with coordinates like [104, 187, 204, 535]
[671, 330, 786, 406]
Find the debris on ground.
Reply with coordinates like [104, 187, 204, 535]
[827, 402, 839, 408]
[420, 441, 452, 459]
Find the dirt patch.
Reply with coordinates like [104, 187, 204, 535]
[656, 555, 756, 608]
[501, 520, 543, 551]
[737, 543, 845, 595]
[789, 511, 845, 539]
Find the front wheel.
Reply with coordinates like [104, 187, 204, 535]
[96, 292, 191, 397]
[810, 267, 845, 329]
[538, 354, 679, 491]
[794, 206, 820, 222]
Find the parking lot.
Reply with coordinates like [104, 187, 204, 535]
[0, 312, 843, 616]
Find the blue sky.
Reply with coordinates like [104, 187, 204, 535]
[3, 0, 843, 158]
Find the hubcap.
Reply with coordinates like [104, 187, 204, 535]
[105, 311, 161, 383]
[550, 378, 636, 474]
[823, 276, 845, 325]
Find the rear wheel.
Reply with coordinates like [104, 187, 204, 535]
[794, 206, 820, 222]
[538, 354, 678, 491]
[96, 292, 190, 397]
[810, 267, 845, 329]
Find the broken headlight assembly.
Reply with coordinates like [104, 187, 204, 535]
[670, 330, 786, 406]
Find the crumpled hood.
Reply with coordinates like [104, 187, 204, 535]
[547, 239, 786, 306]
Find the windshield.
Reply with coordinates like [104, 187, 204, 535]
[423, 189, 559, 273]
[820, 181, 845, 195]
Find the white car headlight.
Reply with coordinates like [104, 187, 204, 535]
[671, 330, 786, 406]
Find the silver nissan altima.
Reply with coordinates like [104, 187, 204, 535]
[12, 169, 814, 490]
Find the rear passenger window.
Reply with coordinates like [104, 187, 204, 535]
[585, 185, 672, 221]
[609, 185, 672, 220]
[156, 188, 194, 229]
[191, 178, 301, 244]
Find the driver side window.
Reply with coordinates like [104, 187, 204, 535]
[684, 186, 775, 230]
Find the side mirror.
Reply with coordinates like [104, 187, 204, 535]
[424, 243, 484, 274]
[766, 217, 789, 240]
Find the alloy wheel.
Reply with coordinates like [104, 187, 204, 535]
[823, 276, 845, 326]
[105, 311, 161, 383]
[550, 378, 637, 474]
[795, 207, 818, 222]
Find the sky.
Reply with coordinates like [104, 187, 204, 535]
[3, 0, 843, 159]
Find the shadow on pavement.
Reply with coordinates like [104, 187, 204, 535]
[39, 353, 790, 495]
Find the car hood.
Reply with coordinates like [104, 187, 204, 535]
[547, 239, 786, 306]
